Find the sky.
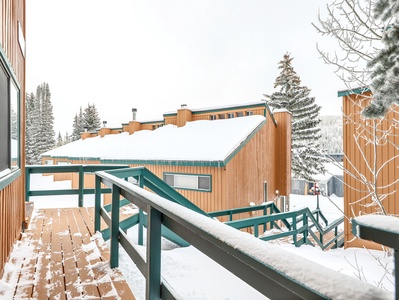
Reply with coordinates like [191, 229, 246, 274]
[26, 0, 344, 136]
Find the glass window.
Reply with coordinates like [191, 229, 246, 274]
[10, 81, 19, 170]
[198, 176, 211, 190]
[174, 174, 198, 189]
[0, 57, 20, 177]
[163, 173, 211, 192]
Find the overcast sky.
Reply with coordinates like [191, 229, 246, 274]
[26, 0, 343, 135]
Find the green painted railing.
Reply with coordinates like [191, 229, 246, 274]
[94, 169, 391, 300]
[211, 202, 344, 250]
[25, 164, 129, 206]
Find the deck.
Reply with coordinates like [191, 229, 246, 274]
[0, 207, 136, 300]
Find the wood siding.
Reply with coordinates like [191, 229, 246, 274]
[343, 91, 399, 248]
[0, 0, 26, 277]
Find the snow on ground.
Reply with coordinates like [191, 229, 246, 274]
[1, 175, 395, 299]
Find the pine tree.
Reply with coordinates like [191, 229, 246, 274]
[83, 103, 101, 132]
[71, 107, 85, 141]
[64, 131, 71, 144]
[265, 53, 326, 181]
[363, 1, 399, 117]
[36, 82, 55, 155]
[56, 131, 63, 147]
[25, 83, 56, 164]
[25, 92, 40, 164]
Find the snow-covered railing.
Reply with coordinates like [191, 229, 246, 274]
[352, 215, 399, 298]
[211, 202, 344, 250]
[25, 164, 129, 206]
[94, 170, 392, 300]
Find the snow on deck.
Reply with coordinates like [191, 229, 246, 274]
[43, 115, 266, 162]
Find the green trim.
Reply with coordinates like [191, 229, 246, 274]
[223, 119, 266, 165]
[264, 102, 277, 126]
[163, 112, 177, 117]
[191, 103, 267, 115]
[0, 169, 21, 190]
[140, 120, 164, 125]
[337, 86, 370, 97]
[163, 102, 267, 117]
[163, 172, 212, 192]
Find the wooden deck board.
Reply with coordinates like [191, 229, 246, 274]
[1, 207, 136, 300]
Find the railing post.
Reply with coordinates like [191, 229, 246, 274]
[293, 216, 297, 246]
[78, 165, 84, 207]
[138, 175, 144, 246]
[94, 175, 101, 233]
[146, 207, 162, 300]
[303, 213, 308, 245]
[396, 249, 399, 298]
[110, 184, 120, 268]
[25, 166, 30, 202]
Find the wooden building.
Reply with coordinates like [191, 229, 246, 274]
[42, 102, 292, 213]
[0, 0, 26, 278]
[339, 88, 399, 248]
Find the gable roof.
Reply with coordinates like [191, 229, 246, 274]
[43, 115, 266, 167]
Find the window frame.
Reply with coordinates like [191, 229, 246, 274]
[163, 172, 212, 192]
[0, 47, 21, 181]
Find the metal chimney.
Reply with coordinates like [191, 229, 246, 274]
[132, 108, 137, 121]
[103, 120, 107, 128]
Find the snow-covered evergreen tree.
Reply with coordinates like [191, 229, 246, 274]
[363, 1, 399, 117]
[71, 110, 83, 141]
[319, 116, 343, 154]
[25, 83, 56, 164]
[83, 103, 101, 132]
[56, 131, 63, 147]
[265, 53, 326, 181]
[25, 92, 40, 164]
[64, 131, 71, 144]
[36, 82, 55, 155]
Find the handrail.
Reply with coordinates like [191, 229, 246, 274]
[94, 169, 391, 300]
[352, 215, 399, 298]
[25, 164, 129, 206]
[224, 205, 344, 250]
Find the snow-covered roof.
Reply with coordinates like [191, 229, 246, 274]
[43, 115, 266, 165]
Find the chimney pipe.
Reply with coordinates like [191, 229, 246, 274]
[103, 120, 107, 128]
[132, 108, 137, 121]
[181, 104, 187, 109]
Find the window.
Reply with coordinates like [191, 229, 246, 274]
[228, 113, 235, 119]
[0, 56, 20, 178]
[210, 115, 216, 120]
[245, 111, 254, 116]
[236, 111, 244, 117]
[57, 161, 71, 165]
[218, 114, 226, 119]
[44, 160, 53, 165]
[163, 173, 211, 192]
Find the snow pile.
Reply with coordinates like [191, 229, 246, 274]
[43, 115, 266, 162]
